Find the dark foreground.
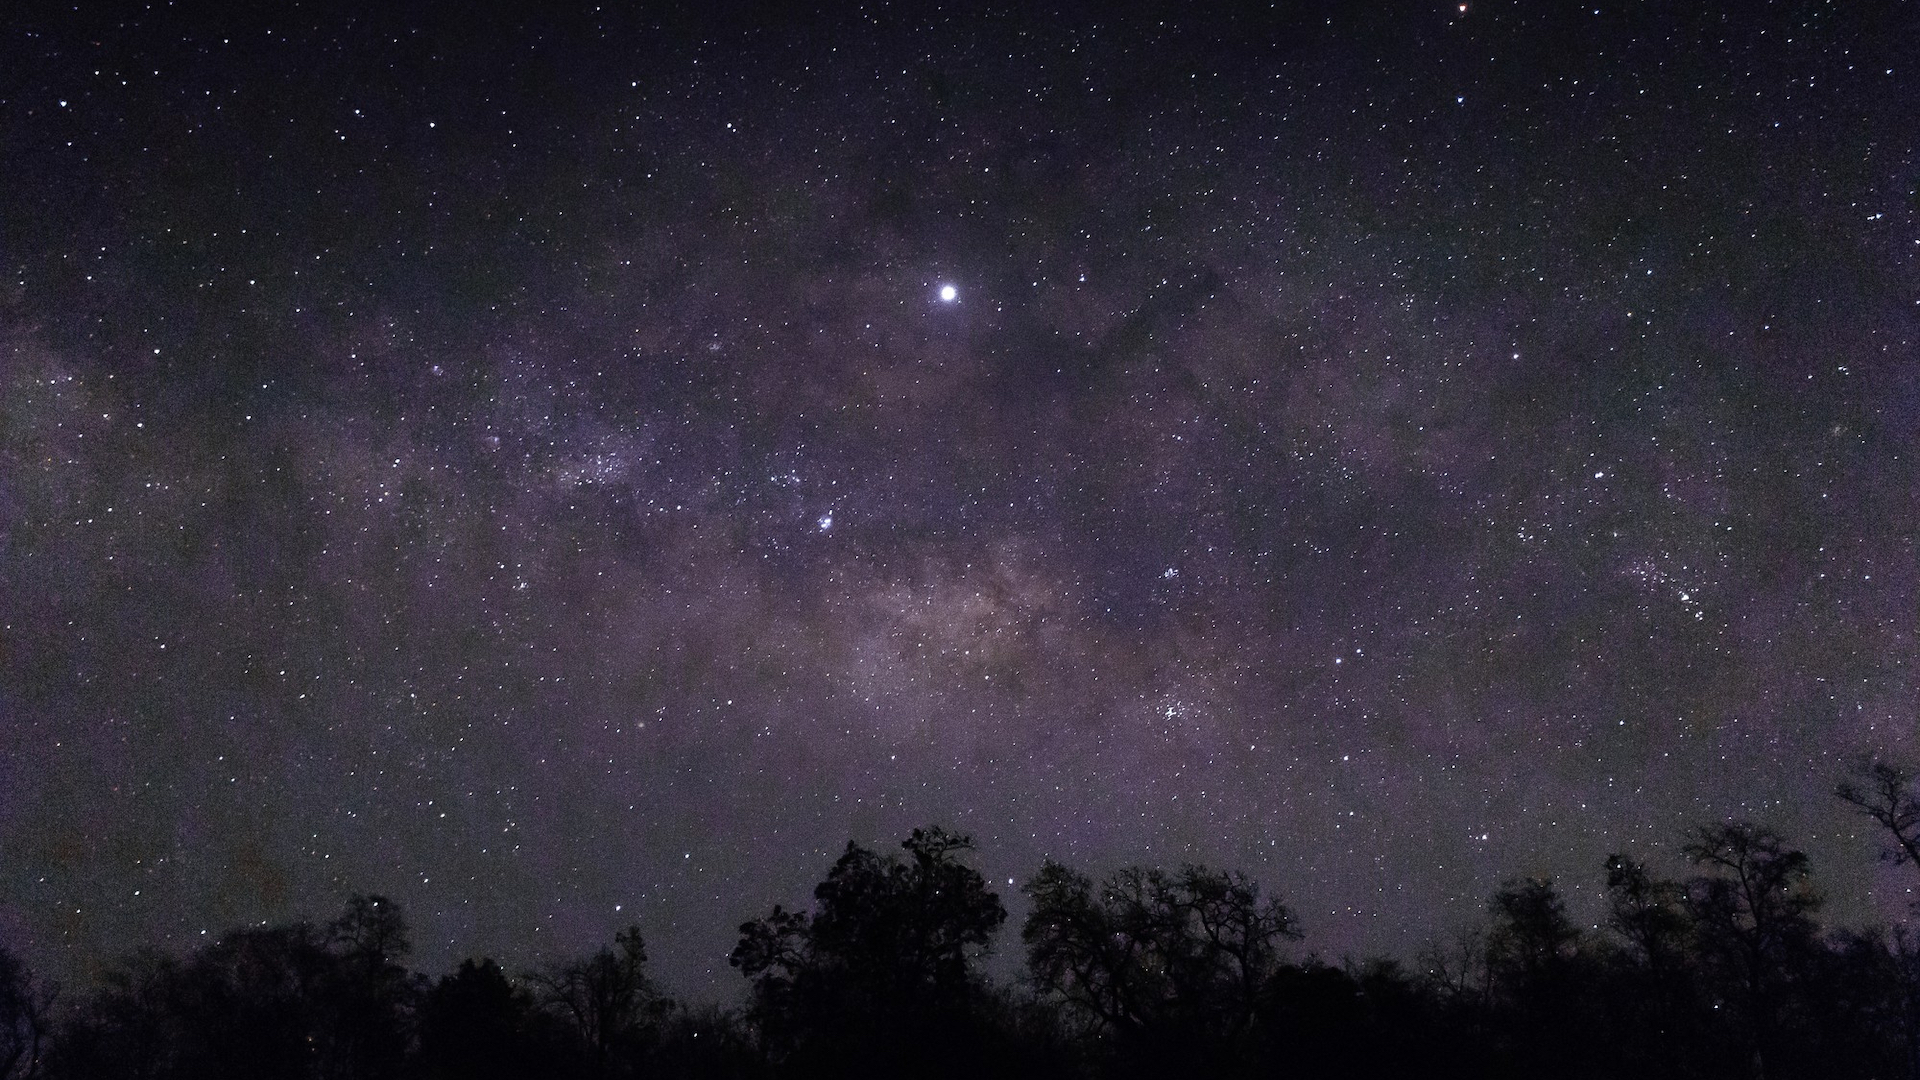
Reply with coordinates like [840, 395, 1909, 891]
[9, 794, 1920, 1080]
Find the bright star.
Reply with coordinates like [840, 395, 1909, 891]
[938, 284, 957, 302]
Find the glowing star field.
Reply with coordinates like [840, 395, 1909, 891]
[0, 3, 1915, 999]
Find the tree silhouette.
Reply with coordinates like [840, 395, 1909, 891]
[1835, 761, 1920, 1080]
[1483, 877, 1610, 1075]
[416, 958, 543, 1080]
[47, 949, 180, 1080]
[1022, 859, 1299, 1073]
[158, 921, 334, 1079]
[29, 817, 1920, 1080]
[528, 926, 664, 1077]
[1251, 959, 1453, 1080]
[1605, 855, 1692, 977]
[645, 1003, 766, 1080]
[45, 897, 418, 1080]
[1602, 855, 1708, 1080]
[1838, 761, 1920, 876]
[1684, 822, 1823, 1080]
[818, 829, 998, 994]
[1486, 876, 1581, 987]
[318, 894, 419, 1080]
[0, 947, 53, 1080]
[731, 827, 1005, 1077]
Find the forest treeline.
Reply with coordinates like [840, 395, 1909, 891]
[7, 763, 1920, 1080]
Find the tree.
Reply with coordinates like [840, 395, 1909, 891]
[1022, 860, 1299, 1054]
[317, 894, 418, 1080]
[1605, 855, 1691, 977]
[48, 949, 184, 1080]
[646, 1003, 766, 1080]
[809, 827, 1004, 999]
[1838, 760, 1920, 876]
[728, 905, 810, 1031]
[0, 948, 53, 1080]
[528, 926, 664, 1076]
[327, 895, 409, 976]
[1684, 822, 1823, 1079]
[1486, 876, 1581, 989]
[1684, 823, 1821, 972]
[416, 959, 544, 1080]
[1481, 877, 1613, 1074]
[164, 921, 336, 1079]
[731, 827, 1005, 1075]
[1601, 855, 1709, 1079]
[1835, 762, 1920, 1080]
[1417, 925, 1491, 1008]
[45, 897, 418, 1080]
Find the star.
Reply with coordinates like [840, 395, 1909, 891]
[0, 0, 1907, 1017]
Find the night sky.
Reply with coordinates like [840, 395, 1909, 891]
[2, 2, 1916, 1000]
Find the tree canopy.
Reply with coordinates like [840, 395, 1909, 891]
[10, 801, 1920, 1080]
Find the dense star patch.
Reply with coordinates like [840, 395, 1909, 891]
[0, 1, 1915, 1007]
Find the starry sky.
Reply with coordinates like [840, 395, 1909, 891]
[2, 1, 1916, 999]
